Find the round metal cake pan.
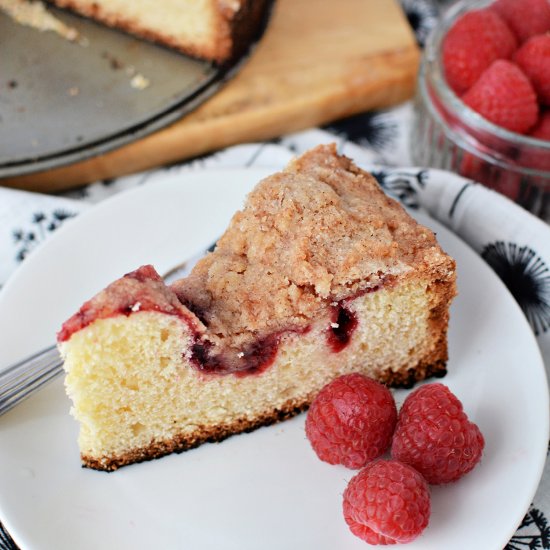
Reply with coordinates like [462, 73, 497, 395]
[0, 3, 272, 178]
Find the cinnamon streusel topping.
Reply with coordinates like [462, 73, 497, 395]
[172, 144, 451, 350]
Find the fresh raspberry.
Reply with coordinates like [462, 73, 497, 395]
[305, 373, 397, 469]
[530, 110, 550, 141]
[391, 383, 485, 485]
[462, 60, 538, 134]
[522, 111, 550, 170]
[491, 0, 550, 43]
[459, 152, 521, 201]
[442, 9, 517, 95]
[514, 35, 550, 106]
[343, 460, 431, 545]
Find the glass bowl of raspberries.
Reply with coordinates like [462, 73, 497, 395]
[411, 0, 550, 222]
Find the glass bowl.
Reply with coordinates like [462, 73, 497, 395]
[410, 0, 550, 222]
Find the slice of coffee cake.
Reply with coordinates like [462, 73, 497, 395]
[58, 144, 456, 471]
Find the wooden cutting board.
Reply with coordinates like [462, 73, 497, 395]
[2, 0, 419, 192]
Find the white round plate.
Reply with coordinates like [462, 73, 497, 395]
[0, 168, 547, 550]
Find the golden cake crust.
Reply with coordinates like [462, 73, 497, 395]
[81, 397, 309, 471]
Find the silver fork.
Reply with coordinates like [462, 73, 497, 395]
[0, 243, 215, 417]
[0, 346, 62, 416]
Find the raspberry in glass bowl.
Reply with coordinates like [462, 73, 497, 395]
[411, 0, 550, 222]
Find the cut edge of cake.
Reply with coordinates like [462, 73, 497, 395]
[47, 0, 269, 63]
[58, 144, 457, 471]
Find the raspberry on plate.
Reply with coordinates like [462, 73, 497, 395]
[514, 35, 550, 107]
[343, 460, 431, 545]
[442, 8, 517, 95]
[391, 383, 485, 485]
[491, 0, 550, 43]
[305, 373, 397, 469]
[462, 60, 538, 134]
